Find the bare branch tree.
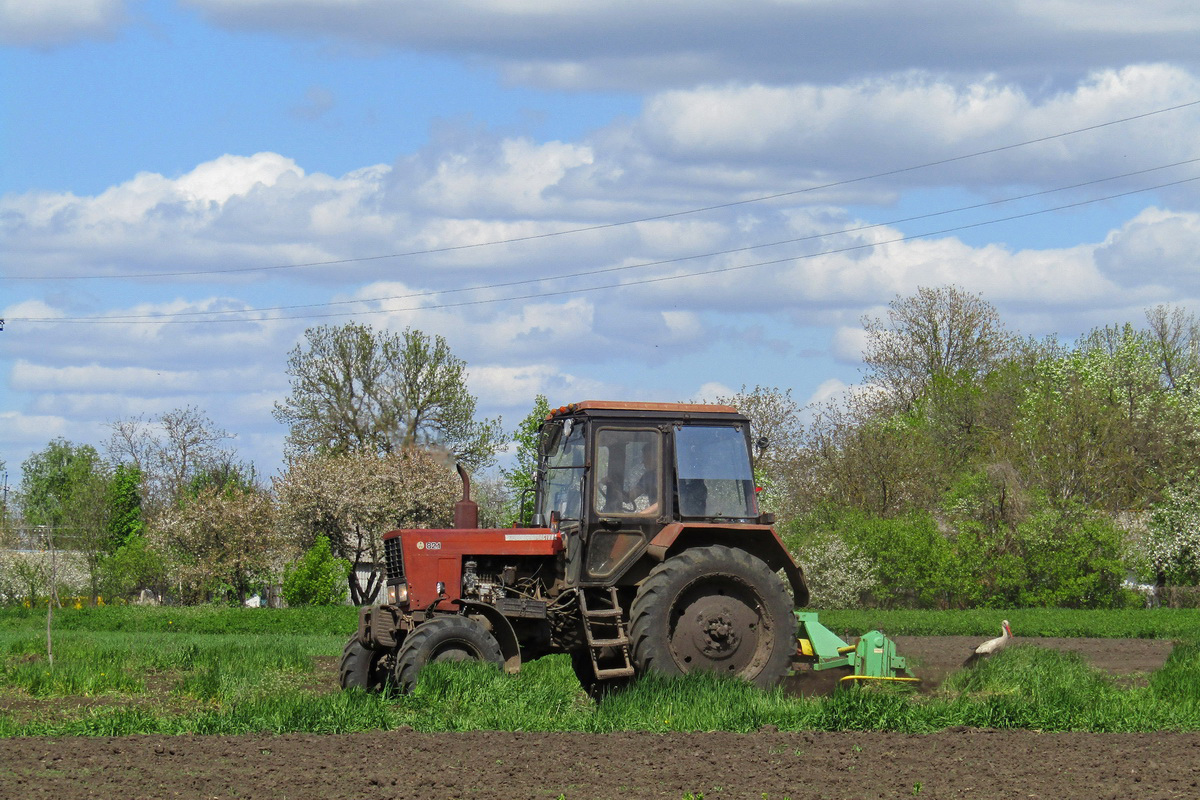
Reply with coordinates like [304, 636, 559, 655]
[1145, 303, 1200, 390]
[862, 285, 1016, 407]
[105, 407, 235, 511]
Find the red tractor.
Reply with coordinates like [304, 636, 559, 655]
[340, 400, 809, 695]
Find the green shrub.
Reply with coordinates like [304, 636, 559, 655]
[98, 534, 168, 602]
[787, 506, 956, 608]
[282, 536, 350, 607]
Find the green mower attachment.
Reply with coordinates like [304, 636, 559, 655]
[793, 611, 920, 687]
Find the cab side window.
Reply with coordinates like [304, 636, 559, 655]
[593, 428, 661, 516]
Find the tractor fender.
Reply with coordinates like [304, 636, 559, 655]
[644, 522, 810, 607]
[454, 599, 523, 674]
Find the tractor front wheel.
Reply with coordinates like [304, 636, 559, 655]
[629, 545, 795, 688]
[338, 635, 388, 692]
[392, 615, 504, 693]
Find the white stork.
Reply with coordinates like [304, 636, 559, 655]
[962, 619, 1013, 668]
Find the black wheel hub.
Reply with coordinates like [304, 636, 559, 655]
[670, 584, 765, 674]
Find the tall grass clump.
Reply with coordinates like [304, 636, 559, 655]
[593, 671, 806, 733]
[1, 633, 144, 696]
[397, 656, 591, 731]
[1148, 640, 1200, 706]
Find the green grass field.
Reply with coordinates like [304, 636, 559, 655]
[2, 606, 1198, 737]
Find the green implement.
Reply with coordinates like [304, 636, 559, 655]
[793, 611, 920, 687]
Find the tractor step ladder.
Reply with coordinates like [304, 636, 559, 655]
[579, 588, 636, 679]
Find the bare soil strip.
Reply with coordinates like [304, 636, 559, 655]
[893, 635, 1176, 688]
[3, 729, 1199, 799]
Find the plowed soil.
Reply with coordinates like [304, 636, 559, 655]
[894, 634, 1176, 687]
[1, 636, 1191, 800]
[4, 729, 1199, 799]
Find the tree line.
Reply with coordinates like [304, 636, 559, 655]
[0, 325, 511, 607]
[726, 288, 1200, 608]
[4, 289, 1197, 609]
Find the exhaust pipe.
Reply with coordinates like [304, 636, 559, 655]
[454, 462, 479, 529]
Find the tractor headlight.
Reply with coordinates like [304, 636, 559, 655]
[388, 583, 408, 604]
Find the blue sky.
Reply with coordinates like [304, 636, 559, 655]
[3, 0, 1200, 482]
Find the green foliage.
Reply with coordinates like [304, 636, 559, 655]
[97, 534, 168, 601]
[788, 469, 1139, 610]
[787, 506, 954, 608]
[1015, 502, 1130, 608]
[105, 463, 143, 551]
[1013, 324, 1198, 510]
[940, 472, 1131, 609]
[500, 394, 550, 526]
[789, 295, 1200, 606]
[274, 322, 502, 469]
[19, 438, 107, 530]
[282, 536, 350, 606]
[184, 461, 258, 501]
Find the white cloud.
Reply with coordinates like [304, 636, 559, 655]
[832, 326, 868, 364]
[692, 381, 734, 403]
[415, 138, 595, 217]
[805, 377, 850, 406]
[1095, 208, 1200, 289]
[10, 361, 269, 395]
[0, 411, 69, 445]
[0, 0, 126, 47]
[183, 1, 1200, 90]
[635, 65, 1200, 189]
[467, 364, 611, 408]
[7, 67, 1198, 294]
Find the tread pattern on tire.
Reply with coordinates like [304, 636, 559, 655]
[338, 635, 387, 692]
[628, 544, 795, 688]
[393, 615, 505, 693]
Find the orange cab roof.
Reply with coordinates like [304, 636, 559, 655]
[547, 400, 739, 417]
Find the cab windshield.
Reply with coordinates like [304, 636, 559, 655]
[674, 425, 755, 519]
[536, 420, 586, 523]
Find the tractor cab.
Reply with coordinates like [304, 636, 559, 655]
[532, 401, 777, 589]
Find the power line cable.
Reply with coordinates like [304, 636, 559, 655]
[13, 172, 1199, 325]
[19, 156, 1198, 323]
[4, 98, 1198, 282]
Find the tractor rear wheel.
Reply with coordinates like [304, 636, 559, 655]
[392, 615, 504, 693]
[338, 635, 388, 692]
[629, 545, 795, 688]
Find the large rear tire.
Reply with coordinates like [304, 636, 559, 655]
[338, 635, 388, 692]
[629, 545, 795, 688]
[392, 615, 505, 693]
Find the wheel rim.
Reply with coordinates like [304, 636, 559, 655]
[667, 576, 772, 677]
